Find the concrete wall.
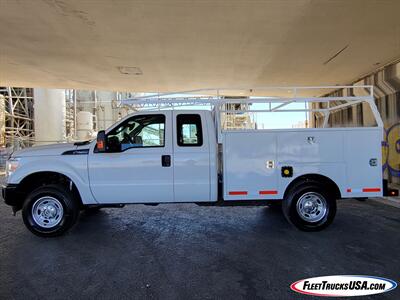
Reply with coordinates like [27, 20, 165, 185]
[312, 61, 400, 185]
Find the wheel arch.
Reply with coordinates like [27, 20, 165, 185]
[284, 174, 342, 200]
[17, 171, 83, 208]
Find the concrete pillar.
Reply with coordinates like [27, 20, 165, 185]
[96, 91, 117, 130]
[0, 95, 5, 146]
[34, 88, 66, 145]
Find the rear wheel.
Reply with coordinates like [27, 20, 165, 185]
[22, 184, 79, 237]
[283, 181, 336, 231]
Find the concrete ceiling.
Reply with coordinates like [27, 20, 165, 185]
[1, 0, 400, 95]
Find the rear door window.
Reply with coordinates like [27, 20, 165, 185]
[177, 114, 203, 147]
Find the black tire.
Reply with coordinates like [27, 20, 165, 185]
[22, 184, 79, 237]
[282, 180, 336, 231]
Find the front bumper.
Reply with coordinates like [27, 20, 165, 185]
[2, 184, 24, 210]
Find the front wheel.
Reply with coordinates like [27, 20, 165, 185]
[282, 181, 336, 231]
[22, 184, 79, 237]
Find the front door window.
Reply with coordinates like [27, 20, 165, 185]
[106, 114, 165, 152]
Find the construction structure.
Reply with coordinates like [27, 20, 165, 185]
[0, 87, 34, 149]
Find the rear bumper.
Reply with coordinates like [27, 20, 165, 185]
[383, 179, 399, 197]
[2, 184, 24, 210]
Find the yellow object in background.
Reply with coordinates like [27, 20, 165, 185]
[382, 123, 400, 177]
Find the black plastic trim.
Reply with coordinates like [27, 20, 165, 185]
[2, 184, 24, 209]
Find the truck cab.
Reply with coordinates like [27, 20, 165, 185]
[89, 110, 218, 204]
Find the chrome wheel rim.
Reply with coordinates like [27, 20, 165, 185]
[296, 192, 327, 223]
[32, 197, 64, 228]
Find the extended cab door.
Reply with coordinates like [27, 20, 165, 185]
[88, 111, 174, 203]
[173, 111, 211, 202]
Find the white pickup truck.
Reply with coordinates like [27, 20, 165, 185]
[2, 86, 384, 237]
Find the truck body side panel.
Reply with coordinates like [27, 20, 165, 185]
[343, 128, 383, 198]
[223, 127, 383, 200]
[223, 132, 278, 200]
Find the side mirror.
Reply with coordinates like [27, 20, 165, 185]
[96, 130, 106, 152]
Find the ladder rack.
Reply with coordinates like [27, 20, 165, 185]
[118, 86, 383, 131]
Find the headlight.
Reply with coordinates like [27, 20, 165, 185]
[6, 158, 20, 178]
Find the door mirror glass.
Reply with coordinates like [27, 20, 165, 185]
[96, 130, 106, 152]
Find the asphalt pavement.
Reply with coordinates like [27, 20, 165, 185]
[1, 177, 399, 299]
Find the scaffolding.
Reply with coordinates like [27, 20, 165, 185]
[0, 87, 35, 149]
[65, 89, 76, 140]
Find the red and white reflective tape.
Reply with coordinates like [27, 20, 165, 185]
[347, 188, 381, 193]
[228, 190, 279, 196]
[362, 188, 381, 193]
[259, 190, 278, 195]
[230, 187, 381, 196]
[228, 191, 248, 196]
